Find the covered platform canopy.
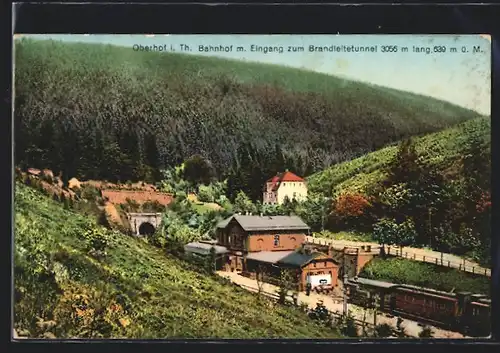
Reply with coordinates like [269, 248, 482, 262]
[184, 242, 229, 256]
[278, 251, 327, 267]
[245, 250, 294, 264]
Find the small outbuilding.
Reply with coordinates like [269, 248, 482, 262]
[278, 250, 339, 292]
[184, 241, 229, 270]
[68, 177, 81, 189]
[245, 248, 339, 292]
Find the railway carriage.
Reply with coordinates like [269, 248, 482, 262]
[345, 277, 394, 309]
[390, 286, 459, 326]
[345, 277, 491, 336]
[461, 296, 491, 336]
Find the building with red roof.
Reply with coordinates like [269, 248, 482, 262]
[263, 170, 308, 205]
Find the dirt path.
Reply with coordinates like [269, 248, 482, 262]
[104, 201, 123, 225]
[306, 236, 491, 277]
[217, 271, 469, 339]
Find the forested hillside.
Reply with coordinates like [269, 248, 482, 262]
[307, 118, 490, 197]
[14, 38, 482, 201]
[307, 118, 491, 266]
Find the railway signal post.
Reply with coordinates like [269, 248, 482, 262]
[342, 247, 348, 316]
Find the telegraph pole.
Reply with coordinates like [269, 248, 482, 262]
[342, 247, 348, 316]
[343, 274, 348, 316]
[322, 197, 330, 232]
[428, 208, 432, 248]
[321, 197, 327, 232]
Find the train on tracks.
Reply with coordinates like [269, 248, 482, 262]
[345, 277, 491, 337]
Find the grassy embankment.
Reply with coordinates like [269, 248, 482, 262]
[360, 257, 490, 295]
[14, 182, 342, 339]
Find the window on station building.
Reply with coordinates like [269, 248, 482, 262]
[274, 234, 280, 246]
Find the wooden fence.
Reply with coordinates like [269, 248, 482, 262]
[235, 282, 410, 337]
[386, 247, 491, 277]
[306, 237, 491, 277]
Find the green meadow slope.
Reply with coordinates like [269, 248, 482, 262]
[360, 257, 491, 295]
[307, 117, 491, 197]
[14, 182, 341, 339]
[15, 38, 482, 200]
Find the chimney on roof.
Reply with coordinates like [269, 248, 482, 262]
[259, 213, 263, 217]
[285, 168, 289, 172]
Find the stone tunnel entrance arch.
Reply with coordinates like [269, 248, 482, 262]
[126, 212, 163, 237]
[138, 222, 156, 236]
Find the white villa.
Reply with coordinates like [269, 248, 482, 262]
[263, 170, 308, 205]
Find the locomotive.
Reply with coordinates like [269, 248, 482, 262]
[345, 277, 491, 337]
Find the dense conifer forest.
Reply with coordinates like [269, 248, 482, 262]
[14, 39, 483, 200]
